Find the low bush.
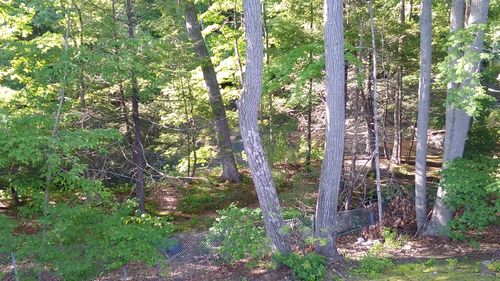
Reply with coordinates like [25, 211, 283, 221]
[441, 157, 499, 240]
[1, 200, 173, 281]
[275, 252, 326, 281]
[208, 204, 270, 264]
[352, 255, 394, 278]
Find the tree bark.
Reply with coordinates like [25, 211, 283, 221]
[425, 0, 489, 236]
[305, 0, 314, 172]
[126, 0, 146, 213]
[392, 0, 405, 165]
[239, 0, 291, 255]
[369, 0, 383, 226]
[314, 0, 345, 259]
[362, 51, 376, 171]
[184, 1, 240, 183]
[415, 0, 432, 231]
[346, 20, 365, 210]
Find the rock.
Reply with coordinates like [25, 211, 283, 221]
[355, 237, 365, 245]
[402, 244, 412, 250]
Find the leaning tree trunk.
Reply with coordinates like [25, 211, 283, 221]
[425, 0, 489, 236]
[239, 0, 291, 255]
[314, 0, 345, 259]
[415, 0, 432, 231]
[184, 1, 240, 183]
[126, 0, 146, 213]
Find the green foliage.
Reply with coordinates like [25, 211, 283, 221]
[0, 214, 22, 253]
[447, 258, 459, 268]
[486, 260, 500, 273]
[436, 24, 496, 117]
[352, 255, 394, 278]
[381, 227, 408, 249]
[275, 252, 326, 281]
[1, 201, 173, 281]
[208, 204, 270, 264]
[464, 102, 500, 157]
[441, 157, 500, 240]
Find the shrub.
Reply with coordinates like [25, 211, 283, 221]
[381, 227, 408, 249]
[3, 201, 173, 281]
[352, 255, 394, 278]
[441, 157, 499, 240]
[275, 252, 326, 281]
[486, 260, 500, 273]
[208, 204, 270, 264]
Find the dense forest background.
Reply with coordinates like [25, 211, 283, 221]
[0, 0, 499, 280]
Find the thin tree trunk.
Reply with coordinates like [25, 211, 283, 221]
[346, 20, 365, 211]
[415, 0, 432, 231]
[392, 0, 405, 165]
[369, 0, 383, 226]
[425, 0, 489, 236]
[262, 0, 275, 165]
[70, 0, 86, 108]
[362, 51, 376, 171]
[43, 3, 70, 244]
[380, 33, 390, 160]
[239, 0, 291, 254]
[184, 1, 240, 183]
[234, 0, 244, 86]
[126, 0, 146, 213]
[305, 0, 314, 172]
[314, 0, 345, 259]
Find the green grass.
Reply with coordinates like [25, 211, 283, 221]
[352, 258, 498, 280]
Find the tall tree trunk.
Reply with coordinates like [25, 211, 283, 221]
[346, 20, 365, 211]
[234, 0, 244, 86]
[369, 0, 383, 226]
[184, 1, 240, 183]
[415, 0, 432, 231]
[262, 0, 276, 166]
[392, 0, 405, 165]
[362, 51, 376, 171]
[239, 0, 291, 254]
[314, 0, 345, 259]
[126, 0, 146, 213]
[425, 0, 489, 236]
[305, 0, 314, 172]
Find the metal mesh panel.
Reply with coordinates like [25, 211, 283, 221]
[2, 207, 374, 280]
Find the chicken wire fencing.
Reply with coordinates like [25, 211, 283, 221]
[1, 206, 375, 281]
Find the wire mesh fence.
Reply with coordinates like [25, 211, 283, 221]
[1, 206, 374, 281]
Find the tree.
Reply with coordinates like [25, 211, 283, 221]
[183, 1, 241, 183]
[391, 0, 405, 165]
[314, 0, 345, 259]
[425, 0, 491, 236]
[238, 0, 291, 254]
[414, 0, 432, 231]
[369, 0, 384, 226]
[126, 0, 146, 213]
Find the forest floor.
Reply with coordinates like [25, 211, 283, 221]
[2, 140, 499, 280]
[133, 149, 499, 281]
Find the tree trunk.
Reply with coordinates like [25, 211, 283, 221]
[425, 0, 489, 236]
[392, 0, 405, 165]
[239, 0, 291, 255]
[314, 0, 345, 259]
[126, 0, 146, 213]
[305, 0, 314, 172]
[346, 20, 365, 211]
[362, 51, 376, 171]
[415, 0, 432, 231]
[369, 0, 383, 226]
[184, 1, 240, 183]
